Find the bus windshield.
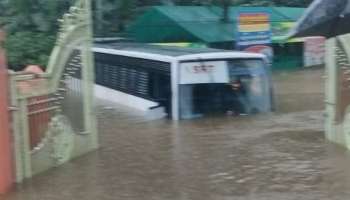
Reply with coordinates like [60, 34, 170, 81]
[179, 58, 272, 119]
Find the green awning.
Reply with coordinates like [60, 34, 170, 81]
[127, 6, 305, 44]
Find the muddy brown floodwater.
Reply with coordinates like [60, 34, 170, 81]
[3, 68, 350, 200]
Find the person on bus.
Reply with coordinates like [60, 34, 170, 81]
[224, 78, 248, 116]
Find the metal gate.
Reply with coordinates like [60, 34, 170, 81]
[8, 0, 98, 183]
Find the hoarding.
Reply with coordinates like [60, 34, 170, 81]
[236, 11, 273, 62]
[304, 37, 325, 67]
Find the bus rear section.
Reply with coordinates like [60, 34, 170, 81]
[178, 58, 273, 119]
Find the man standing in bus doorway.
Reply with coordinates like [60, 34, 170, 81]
[224, 78, 248, 116]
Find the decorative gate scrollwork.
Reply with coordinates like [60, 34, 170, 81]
[9, 0, 98, 183]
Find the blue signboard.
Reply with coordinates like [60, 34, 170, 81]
[236, 9, 273, 62]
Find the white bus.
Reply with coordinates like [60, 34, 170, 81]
[93, 43, 273, 120]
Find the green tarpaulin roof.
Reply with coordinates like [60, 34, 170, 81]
[127, 6, 305, 43]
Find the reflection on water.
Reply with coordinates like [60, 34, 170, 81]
[4, 68, 350, 200]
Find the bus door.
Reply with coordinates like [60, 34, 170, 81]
[178, 59, 272, 119]
[227, 60, 272, 114]
[150, 73, 172, 117]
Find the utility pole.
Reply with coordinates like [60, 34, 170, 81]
[221, 0, 231, 23]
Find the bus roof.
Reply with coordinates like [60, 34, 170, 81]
[93, 43, 265, 62]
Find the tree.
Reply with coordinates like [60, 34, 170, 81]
[4, 32, 55, 71]
[1, 0, 71, 70]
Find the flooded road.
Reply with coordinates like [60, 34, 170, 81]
[4, 68, 350, 200]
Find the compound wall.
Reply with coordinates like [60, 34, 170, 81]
[0, 31, 13, 194]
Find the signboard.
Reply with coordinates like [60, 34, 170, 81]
[179, 61, 229, 84]
[236, 11, 273, 62]
[304, 37, 325, 67]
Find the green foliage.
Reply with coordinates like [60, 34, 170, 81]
[4, 32, 55, 71]
[1, 0, 70, 70]
[93, 0, 138, 36]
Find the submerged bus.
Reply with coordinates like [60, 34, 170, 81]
[93, 43, 273, 120]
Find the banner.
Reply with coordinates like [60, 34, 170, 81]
[304, 37, 325, 67]
[236, 10, 273, 62]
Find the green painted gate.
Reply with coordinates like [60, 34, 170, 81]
[9, 0, 98, 183]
